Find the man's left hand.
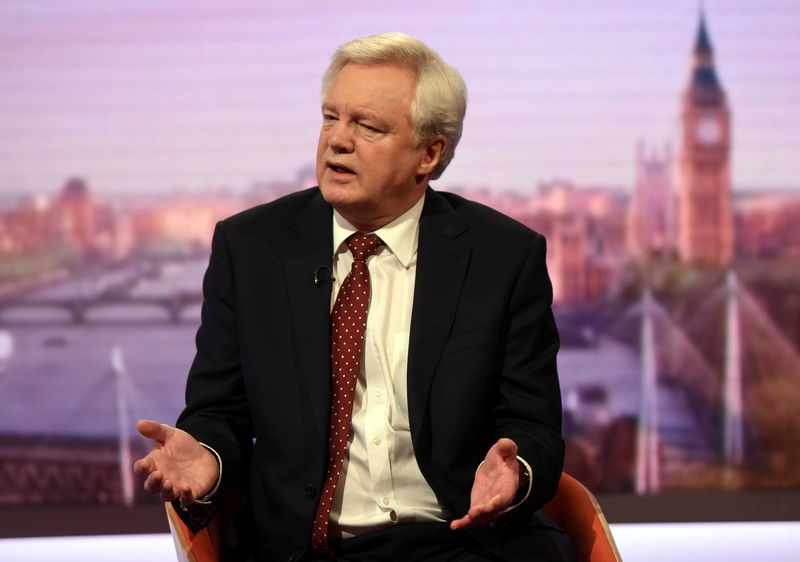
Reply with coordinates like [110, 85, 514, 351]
[450, 437, 520, 530]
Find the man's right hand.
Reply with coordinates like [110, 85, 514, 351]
[133, 419, 219, 506]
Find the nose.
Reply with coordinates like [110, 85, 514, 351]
[328, 120, 354, 154]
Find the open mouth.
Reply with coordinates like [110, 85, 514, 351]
[328, 162, 355, 174]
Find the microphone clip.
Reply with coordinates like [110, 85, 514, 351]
[314, 266, 335, 287]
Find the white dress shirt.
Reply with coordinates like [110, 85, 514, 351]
[329, 194, 448, 538]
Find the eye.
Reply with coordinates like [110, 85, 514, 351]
[360, 122, 380, 133]
[323, 113, 338, 122]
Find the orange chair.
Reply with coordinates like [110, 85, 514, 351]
[165, 502, 220, 562]
[541, 472, 621, 562]
[166, 472, 621, 562]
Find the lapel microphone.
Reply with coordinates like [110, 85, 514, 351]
[313, 266, 335, 287]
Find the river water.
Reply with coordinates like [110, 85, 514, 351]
[0, 260, 206, 439]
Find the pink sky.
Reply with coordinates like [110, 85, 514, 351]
[1, 0, 799, 196]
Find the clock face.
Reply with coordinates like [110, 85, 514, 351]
[695, 117, 722, 145]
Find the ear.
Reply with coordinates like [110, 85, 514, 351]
[416, 135, 447, 177]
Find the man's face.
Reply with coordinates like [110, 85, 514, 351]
[316, 63, 440, 230]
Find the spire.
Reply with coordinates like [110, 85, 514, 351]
[694, 10, 713, 54]
[688, 9, 723, 102]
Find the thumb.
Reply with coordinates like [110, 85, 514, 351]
[137, 419, 172, 442]
[495, 437, 518, 460]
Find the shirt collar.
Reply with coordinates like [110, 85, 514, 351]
[332, 193, 425, 269]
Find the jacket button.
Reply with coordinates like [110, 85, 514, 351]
[304, 483, 317, 499]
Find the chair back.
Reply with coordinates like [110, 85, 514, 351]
[540, 472, 622, 562]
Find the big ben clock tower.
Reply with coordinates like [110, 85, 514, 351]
[678, 12, 734, 267]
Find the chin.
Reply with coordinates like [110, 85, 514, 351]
[320, 180, 359, 206]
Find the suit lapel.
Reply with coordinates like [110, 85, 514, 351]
[407, 190, 470, 445]
[280, 192, 334, 441]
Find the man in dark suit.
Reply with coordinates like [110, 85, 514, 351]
[135, 32, 571, 561]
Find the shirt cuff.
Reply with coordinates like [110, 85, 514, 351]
[504, 455, 532, 513]
[193, 442, 222, 505]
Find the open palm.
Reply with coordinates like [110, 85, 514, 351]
[133, 419, 219, 505]
[450, 438, 520, 530]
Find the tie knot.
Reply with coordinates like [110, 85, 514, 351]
[346, 233, 383, 262]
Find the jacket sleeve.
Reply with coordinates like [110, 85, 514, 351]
[494, 232, 564, 514]
[173, 220, 254, 531]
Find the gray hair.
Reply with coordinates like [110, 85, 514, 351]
[321, 32, 467, 180]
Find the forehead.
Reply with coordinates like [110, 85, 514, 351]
[325, 63, 417, 116]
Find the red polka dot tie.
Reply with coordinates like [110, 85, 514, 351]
[310, 233, 383, 554]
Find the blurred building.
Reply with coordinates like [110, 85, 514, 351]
[626, 141, 675, 258]
[510, 181, 627, 304]
[130, 195, 242, 249]
[0, 182, 98, 263]
[0, 194, 57, 253]
[93, 205, 136, 262]
[735, 191, 800, 258]
[677, 13, 734, 267]
[53, 177, 98, 255]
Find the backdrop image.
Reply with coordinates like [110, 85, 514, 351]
[1, 0, 799, 534]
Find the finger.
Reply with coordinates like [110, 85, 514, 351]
[476, 496, 501, 514]
[451, 501, 492, 530]
[143, 471, 164, 495]
[160, 479, 178, 502]
[133, 455, 158, 476]
[466, 509, 504, 529]
[137, 419, 172, 442]
[468, 495, 501, 520]
[451, 510, 496, 531]
[179, 487, 195, 507]
[450, 514, 471, 530]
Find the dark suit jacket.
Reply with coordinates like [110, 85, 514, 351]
[176, 187, 565, 561]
